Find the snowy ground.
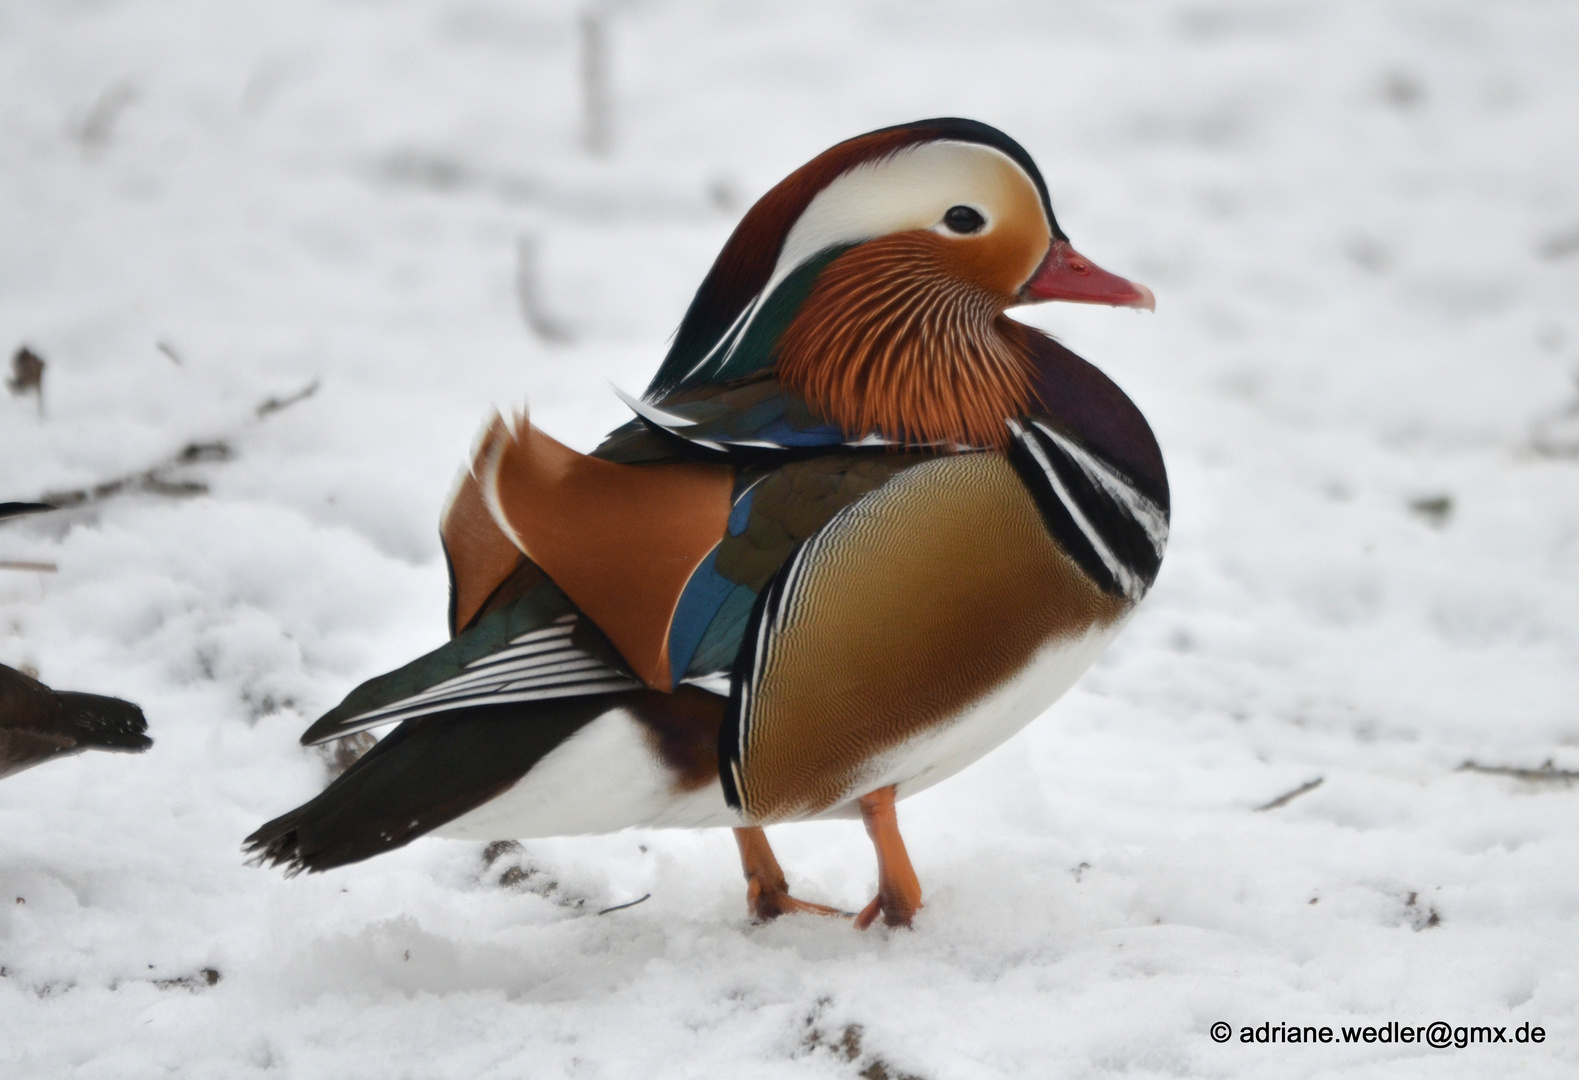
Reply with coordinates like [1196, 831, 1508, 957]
[3, 1, 1578, 1076]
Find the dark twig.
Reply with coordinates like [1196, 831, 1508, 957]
[579, 9, 611, 156]
[34, 379, 319, 509]
[41, 441, 231, 509]
[515, 236, 573, 343]
[8, 347, 44, 417]
[1408, 494, 1453, 528]
[1255, 777, 1324, 811]
[255, 378, 320, 419]
[151, 968, 221, 992]
[482, 840, 524, 867]
[155, 340, 184, 366]
[1538, 226, 1579, 262]
[596, 893, 651, 916]
[318, 730, 377, 776]
[0, 504, 57, 570]
[1531, 398, 1579, 459]
[802, 1014, 925, 1080]
[1458, 759, 1579, 786]
[73, 78, 138, 150]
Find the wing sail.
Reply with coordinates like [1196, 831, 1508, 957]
[441, 413, 527, 636]
[304, 614, 638, 741]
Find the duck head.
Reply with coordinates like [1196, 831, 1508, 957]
[646, 118, 1152, 449]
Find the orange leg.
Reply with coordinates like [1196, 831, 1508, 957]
[733, 826, 847, 921]
[853, 785, 922, 929]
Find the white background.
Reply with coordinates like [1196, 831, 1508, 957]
[2, 1, 1577, 1076]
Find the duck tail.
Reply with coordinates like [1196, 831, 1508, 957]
[245, 695, 613, 877]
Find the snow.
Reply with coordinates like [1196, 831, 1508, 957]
[3, 0, 1578, 1076]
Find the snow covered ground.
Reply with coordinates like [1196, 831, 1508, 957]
[3, 0, 1578, 1075]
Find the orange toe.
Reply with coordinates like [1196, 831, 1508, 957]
[747, 876, 849, 921]
[853, 890, 920, 930]
[761, 891, 850, 921]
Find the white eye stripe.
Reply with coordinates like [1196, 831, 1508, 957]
[773, 143, 1036, 291]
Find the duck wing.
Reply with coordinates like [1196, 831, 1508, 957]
[259, 406, 930, 866]
[297, 570, 640, 746]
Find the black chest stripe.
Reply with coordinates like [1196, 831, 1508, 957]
[1006, 418, 1168, 599]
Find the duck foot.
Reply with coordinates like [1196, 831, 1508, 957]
[853, 785, 922, 929]
[734, 826, 848, 921]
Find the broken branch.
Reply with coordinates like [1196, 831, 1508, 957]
[1255, 777, 1324, 812]
[33, 378, 319, 510]
[1458, 759, 1579, 786]
[596, 893, 651, 916]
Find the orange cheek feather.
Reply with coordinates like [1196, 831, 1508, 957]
[775, 231, 1039, 450]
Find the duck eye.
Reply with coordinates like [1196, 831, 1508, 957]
[942, 205, 986, 234]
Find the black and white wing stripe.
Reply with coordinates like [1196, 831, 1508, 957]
[1006, 417, 1169, 600]
[315, 615, 640, 740]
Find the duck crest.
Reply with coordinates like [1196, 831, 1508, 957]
[775, 232, 1037, 450]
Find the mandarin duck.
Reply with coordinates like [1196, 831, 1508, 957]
[246, 119, 1166, 928]
[1, 503, 153, 779]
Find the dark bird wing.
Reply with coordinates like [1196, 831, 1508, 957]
[0, 502, 55, 521]
[0, 664, 151, 781]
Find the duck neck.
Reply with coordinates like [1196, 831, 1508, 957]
[774, 234, 1035, 450]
